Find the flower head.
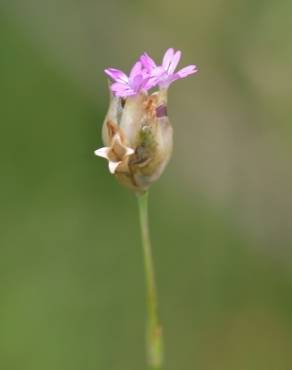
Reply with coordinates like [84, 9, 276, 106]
[96, 48, 198, 191]
[140, 48, 198, 89]
[105, 61, 156, 98]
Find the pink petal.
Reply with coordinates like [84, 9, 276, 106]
[114, 91, 134, 97]
[129, 61, 143, 81]
[177, 65, 198, 78]
[111, 82, 131, 92]
[140, 53, 157, 72]
[159, 74, 179, 89]
[119, 90, 136, 97]
[110, 82, 135, 97]
[162, 48, 174, 70]
[168, 50, 181, 74]
[112, 85, 136, 97]
[104, 68, 128, 83]
[131, 74, 144, 91]
[143, 76, 159, 90]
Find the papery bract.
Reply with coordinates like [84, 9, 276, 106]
[95, 88, 172, 192]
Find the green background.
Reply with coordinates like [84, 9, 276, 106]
[1, 1, 292, 369]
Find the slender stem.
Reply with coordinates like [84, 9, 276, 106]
[137, 191, 163, 370]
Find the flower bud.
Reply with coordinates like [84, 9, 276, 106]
[95, 88, 173, 193]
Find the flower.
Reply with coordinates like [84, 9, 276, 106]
[105, 61, 156, 98]
[140, 48, 198, 88]
[95, 48, 198, 191]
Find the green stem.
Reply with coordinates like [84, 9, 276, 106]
[137, 191, 163, 370]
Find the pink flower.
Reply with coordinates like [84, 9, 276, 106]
[105, 61, 155, 98]
[140, 48, 198, 88]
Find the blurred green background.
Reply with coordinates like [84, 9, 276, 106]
[1, 0, 292, 369]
